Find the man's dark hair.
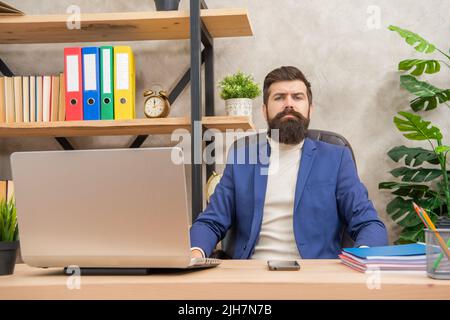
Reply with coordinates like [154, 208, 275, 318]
[263, 66, 312, 106]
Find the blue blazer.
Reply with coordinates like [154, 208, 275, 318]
[190, 135, 388, 259]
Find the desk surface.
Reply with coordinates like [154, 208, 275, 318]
[0, 260, 448, 300]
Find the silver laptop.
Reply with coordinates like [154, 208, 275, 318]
[10, 147, 220, 270]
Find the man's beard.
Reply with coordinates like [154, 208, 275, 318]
[267, 108, 310, 145]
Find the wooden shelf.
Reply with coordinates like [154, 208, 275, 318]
[0, 9, 253, 44]
[0, 116, 255, 137]
[203, 116, 255, 132]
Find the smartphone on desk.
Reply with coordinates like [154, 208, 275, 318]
[267, 260, 300, 271]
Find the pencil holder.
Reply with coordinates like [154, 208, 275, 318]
[425, 228, 450, 280]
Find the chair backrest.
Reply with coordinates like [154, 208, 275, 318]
[215, 130, 356, 259]
[306, 129, 356, 168]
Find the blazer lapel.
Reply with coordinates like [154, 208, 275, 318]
[294, 138, 317, 213]
[244, 138, 270, 257]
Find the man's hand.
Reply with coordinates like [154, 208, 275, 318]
[190, 248, 204, 259]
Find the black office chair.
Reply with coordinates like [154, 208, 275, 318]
[210, 129, 356, 259]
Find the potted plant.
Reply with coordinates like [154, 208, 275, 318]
[0, 197, 19, 275]
[379, 25, 450, 243]
[218, 71, 261, 120]
[154, 0, 180, 11]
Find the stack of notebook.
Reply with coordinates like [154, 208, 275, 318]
[339, 243, 427, 272]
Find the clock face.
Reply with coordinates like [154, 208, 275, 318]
[145, 97, 166, 118]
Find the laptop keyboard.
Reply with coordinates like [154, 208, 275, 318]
[189, 257, 221, 267]
[204, 258, 221, 265]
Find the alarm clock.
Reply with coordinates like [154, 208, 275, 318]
[143, 89, 171, 118]
[206, 171, 222, 203]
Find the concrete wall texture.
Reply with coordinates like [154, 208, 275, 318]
[1, 0, 449, 243]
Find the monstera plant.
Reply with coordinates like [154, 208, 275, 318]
[379, 26, 450, 244]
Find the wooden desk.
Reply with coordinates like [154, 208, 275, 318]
[0, 260, 448, 300]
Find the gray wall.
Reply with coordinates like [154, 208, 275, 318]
[1, 0, 449, 243]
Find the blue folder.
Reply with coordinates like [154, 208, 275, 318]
[343, 243, 426, 259]
[82, 47, 101, 120]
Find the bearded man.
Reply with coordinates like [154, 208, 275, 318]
[190, 66, 388, 260]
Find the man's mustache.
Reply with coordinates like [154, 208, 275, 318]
[273, 109, 305, 122]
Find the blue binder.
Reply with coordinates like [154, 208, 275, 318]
[343, 243, 427, 259]
[82, 47, 101, 120]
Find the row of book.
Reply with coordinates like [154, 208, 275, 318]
[63, 46, 136, 121]
[0, 75, 65, 123]
[0, 180, 14, 203]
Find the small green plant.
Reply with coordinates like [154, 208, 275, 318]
[218, 71, 261, 100]
[0, 197, 19, 242]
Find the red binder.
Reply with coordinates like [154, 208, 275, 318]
[64, 47, 83, 121]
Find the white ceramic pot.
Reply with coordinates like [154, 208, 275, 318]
[225, 98, 253, 119]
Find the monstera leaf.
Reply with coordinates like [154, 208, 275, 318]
[386, 197, 423, 228]
[398, 59, 441, 76]
[397, 226, 425, 244]
[378, 182, 437, 198]
[400, 75, 450, 111]
[394, 111, 442, 141]
[390, 167, 442, 182]
[389, 25, 436, 53]
[387, 146, 440, 166]
[401, 75, 447, 97]
[411, 91, 450, 111]
[385, 195, 442, 242]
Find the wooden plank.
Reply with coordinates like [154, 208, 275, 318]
[203, 116, 255, 131]
[0, 260, 448, 299]
[0, 118, 190, 137]
[201, 8, 253, 38]
[0, 9, 252, 44]
[0, 116, 255, 137]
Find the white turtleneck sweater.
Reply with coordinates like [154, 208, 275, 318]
[251, 137, 304, 260]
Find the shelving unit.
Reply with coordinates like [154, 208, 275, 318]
[0, 1, 254, 221]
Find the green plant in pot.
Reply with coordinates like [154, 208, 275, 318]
[218, 71, 261, 121]
[0, 197, 19, 275]
[379, 25, 450, 244]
